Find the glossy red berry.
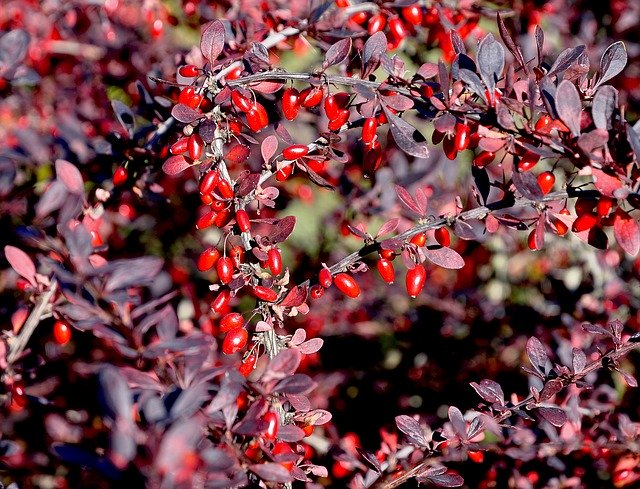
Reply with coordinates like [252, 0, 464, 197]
[282, 87, 300, 121]
[268, 248, 282, 276]
[473, 151, 495, 168]
[11, 382, 27, 408]
[335, 273, 360, 298]
[572, 212, 598, 232]
[170, 137, 189, 155]
[217, 179, 235, 199]
[188, 134, 204, 160]
[222, 327, 248, 354]
[179, 64, 199, 77]
[178, 86, 196, 106]
[276, 164, 293, 181]
[217, 257, 234, 284]
[327, 108, 350, 131]
[380, 249, 396, 261]
[200, 170, 220, 195]
[537, 171, 555, 194]
[555, 209, 571, 236]
[246, 103, 268, 132]
[454, 123, 471, 152]
[443, 134, 458, 160]
[388, 17, 407, 41]
[211, 289, 231, 313]
[434, 227, 451, 247]
[535, 114, 553, 132]
[214, 208, 232, 228]
[196, 210, 218, 230]
[377, 258, 395, 284]
[361, 117, 378, 144]
[283, 144, 309, 160]
[597, 196, 614, 217]
[410, 233, 427, 247]
[53, 320, 72, 345]
[231, 90, 253, 113]
[310, 284, 325, 299]
[518, 151, 540, 172]
[319, 268, 333, 288]
[239, 353, 257, 377]
[251, 285, 278, 302]
[113, 167, 128, 186]
[528, 228, 541, 251]
[197, 247, 220, 272]
[235, 209, 251, 232]
[225, 66, 242, 81]
[402, 5, 423, 25]
[468, 450, 484, 463]
[220, 312, 243, 333]
[406, 264, 426, 298]
[363, 141, 382, 177]
[300, 87, 323, 108]
[263, 411, 279, 440]
[368, 13, 386, 35]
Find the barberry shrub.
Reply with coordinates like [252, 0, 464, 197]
[2, 1, 640, 488]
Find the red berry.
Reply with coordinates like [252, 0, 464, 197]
[368, 13, 386, 35]
[335, 273, 360, 298]
[268, 248, 282, 275]
[231, 90, 253, 113]
[350, 11, 368, 25]
[363, 141, 383, 177]
[170, 137, 189, 155]
[388, 17, 407, 41]
[179, 64, 199, 77]
[537, 171, 555, 194]
[327, 108, 350, 131]
[300, 87, 323, 108]
[217, 257, 234, 284]
[196, 210, 218, 230]
[225, 66, 242, 81]
[222, 327, 248, 354]
[406, 264, 426, 298]
[434, 227, 451, 247]
[380, 249, 396, 261]
[263, 411, 279, 440]
[535, 114, 552, 132]
[239, 353, 257, 377]
[410, 233, 427, 247]
[528, 228, 540, 250]
[402, 5, 423, 25]
[251, 285, 278, 302]
[282, 87, 300, 121]
[324, 92, 349, 121]
[197, 247, 220, 272]
[217, 179, 235, 199]
[319, 268, 333, 288]
[214, 208, 232, 228]
[555, 208, 571, 236]
[113, 167, 128, 186]
[178, 86, 196, 106]
[310, 284, 324, 299]
[11, 382, 27, 408]
[220, 312, 243, 333]
[236, 209, 251, 232]
[473, 151, 495, 168]
[246, 104, 268, 132]
[572, 212, 598, 232]
[454, 123, 471, 152]
[53, 320, 71, 345]
[361, 117, 378, 144]
[377, 258, 395, 284]
[597, 196, 614, 217]
[188, 134, 204, 160]
[335, 0, 349, 6]
[468, 450, 484, 463]
[283, 144, 309, 160]
[211, 289, 231, 313]
[443, 134, 458, 160]
[276, 164, 294, 181]
[210, 199, 226, 211]
[200, 170, 220, 195]
[518, 151, 540, 172]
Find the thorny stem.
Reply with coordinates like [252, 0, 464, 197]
[7, 281, 58, 365]
[372, 340, 640, 489]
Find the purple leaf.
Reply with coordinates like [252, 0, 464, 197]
[395, 415, 429, 447]
[250, 462, 294, 483]
[357, 448, 382, 473]
[424, 247, 465, 269]
[614, 210, 640, 256]
[269, 216, 296, 244]
[298, 338, 323, 355]
[539, 379, 563, 402]
[273, 374, 316, 394]
[268, 349, 302, 377]
[0, 30, 30, 76]
[496, 12, 526, 72]
[261, 135, 278, 164]
[200, 20, 226, 62]
[556, 80, 582, 137]
[111, 100, 135, 137]
[162, 155, 192, 175]
[469, 379, 504, 405]
[422, 470, 464, 487]
[459, 69, 487, 103]
[277, 424, 305, 442]
[547, 45, 586, 77]
[512, 168, 544, 200]
[279, 285, 308, 308]
[4, 245, 36, 286]
[103, 257, 164, 292]
[537, 406, 567, 427]
[171, 103, 203, 123]
[323, 38, 351, 70]
[592, 85, 618, 130]
[477, 33, 504, 103]
[572, 348, 586, 374]
[395, 185, 423, 215]
[362, 32, 386, 73]
[448, 406, 467, 439]
[596, 41, 627, 88]
[535, 26, 544, 65]
[581, 322, 611, 336]
[526, 337, 549, 372]
[235, 173, 261, 197]
[55, 159, 84, 195]
[99, 366, 132, 420]
[384, 108, 430, 159]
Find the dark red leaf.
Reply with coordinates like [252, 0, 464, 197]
[395, 185, 423, 215]
[279, 284, 308, 308]
[395, 415, 429, 447]
[55, 159, 84, 195]
[537, 406, 567, 427]
[323, 38, 352, 70]
[250, 462, 294, 483]
[268, 349, 302, 377]
[162, 155, 191, 175]
[261, 135, 278, 164]
[171, 104, 203, 123]
[200, 20, 225, 62]
[526, 337, 549, 373]
[424, 247, 465, 269]
[269, 216, 296, 244]
[384, 107, 430, 159]
[4, 245, 36, 286]
[556, 80, 582, 136]
[614, 210, 640, 256]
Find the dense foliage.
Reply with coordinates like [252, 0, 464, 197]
[2, 1, 640, 487]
